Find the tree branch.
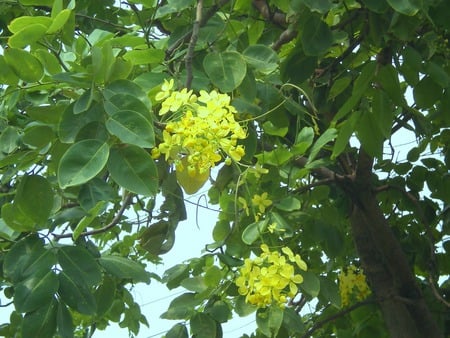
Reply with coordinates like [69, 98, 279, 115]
[185, 0, 203, 89]
[300, 299, 374, 338]
[52, 193, 133, 240]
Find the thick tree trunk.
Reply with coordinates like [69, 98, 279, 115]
[348, 150, 443, 338]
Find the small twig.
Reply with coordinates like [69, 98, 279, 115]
[300, 299, 374, 338]
[292, 177, 336, 194]
[52, 194, 133, 240]
[429, 276, 450, 308]
[0, 301, 13, 308]
[75, 13, 132, 32]
[185, 0, 203, 89]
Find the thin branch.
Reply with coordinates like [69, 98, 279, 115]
[165, 0, 230, 60]
[52, 194, 133, 240]
[301, 299, 375, 338]
[75, 13, 132, 33]
[252, 0, 287, 28]
[292, 177, 336, 194]
[429, 276, 450, 308]
[185, 0, 203, 89]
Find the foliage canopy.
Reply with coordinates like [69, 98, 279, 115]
[0, 0, 450, 337]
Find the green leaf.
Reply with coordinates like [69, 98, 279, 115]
[190, 313, 217, 338]
[46, 9, 71, 34]
[22, 125, 54, 150]
[302, 15, 333, 56]
[106, 110, 155, 148]
[78, 178, 117, 211]
[104, 93, 151, 120]
[139, 221, 175, 255]
[243, 45, 278, 74]
[181, 276, 208, 293]
[107, 145, 158, 196]
[8, 24, 48, 48]
[58, 272, 97, 315]
[104, 79, 152, 110]
[372, 90, 393, 138]
[73, 87, 94, 114]
[282, 307, 304, 334]
[14, 271, 59, 313]
[376, 64, 405, 105]
[234, 296, 257, 317]
[329, 77, 352, 100]
[386, 0, 421, 15]
[166, 323, 188, 338]
[0, 126, 19, 153]
[123, 48, 165, 65]
[19, 0, 54, 5]
[299, 0, 332, 13]
[58, 140, 109, 188]
[300, 270, 320, 297]
[262, 120, 288, 136]
[4, 235, 56, 283]
[94, 277, 116, 317]
[241, 219, 269, 245]
[413, 76, 442, 108]
[275, 196, 301, 211]
[21, 298, 58, 338]
[203, 51, 247, 92]
[205, 300, 231, 323]
[99, 255, 151, 283]
[3, 48, 44, 82]
[308, 128, 337, 163]
[292, 127, 314, 156]
[15, 175, 53, 226]
[8, 16, 53, 33]
[160, 293, 199, 320]
[56, 301, 74, 338]
[334, 61, 376, 121]
[319, 276, 341, 308]
[256, 306, 283, 337]
[72, 201, 107, 240]
[0, 55, 20, 84]
[58, 246, 102, 287]
[58, 103, 104, 143]
[331, 112, 360, 159]
[356, 110, 384, 158]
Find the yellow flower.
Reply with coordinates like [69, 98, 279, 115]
[154, 82, 247, 179]
[251, 192, 272, 213]
[235, 244, 307, 308]
[338, 265, 371, 307]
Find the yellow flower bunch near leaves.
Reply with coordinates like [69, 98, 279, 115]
[338, 265, 371, 307]
[235, 244, 307, 308]
[152, 80, 247, 193]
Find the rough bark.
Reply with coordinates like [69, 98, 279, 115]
[347, 150, 443, 338]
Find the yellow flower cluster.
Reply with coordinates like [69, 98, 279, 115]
[338, 265, 371, 307]
[152, 79, 246, 176]
[235, 244, 307, 308]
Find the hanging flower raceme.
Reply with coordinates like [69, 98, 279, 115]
[235, 244, 307, 308]
[338, 265, 371, 307]
[152, 80, 247, 194]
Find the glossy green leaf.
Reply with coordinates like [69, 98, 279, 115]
[72, 201, 107, 240]
[180, 276, 208, 293]
[73, 88, 94, 114]
[94, 277, 116, 317]
[139, 221, 175, 255]
[8, 24, 48, 48]
[58, 272, 97, 315]
[58, 103, 104, 143]
[58, 140, 109, 188]
[302, 15, 333, 56]
[292, 127, 314, 156]
[21, 298, 58, 338]
[3, 48, 44, 82]
[46, 9, 71, 34]
[190, 313, 217, 338]
[282, 307, 304, 333]
[166, 323, 188, 338]
[106, 110, 155, 148]
[241, 219, 269, 245]
[15, 175, 53, 226]
[14, 271, 59, 313]
[58, 246, 102, 288]
[275, 196, 301, 211]
[8, 16, 52, 33]
[78, 178, 117, 211]
[104, 93, 150, 120]
[160, 293, 199, 320]
[22, 125, 54, 150]
[334, 61, 377, 121]
[329, 77, 352, 100]
[0, 126, 19, 153]
[413, 76, 443, 108]
[107, 145, 158, 196]
[56, 301, 75, 338]
[99, 255, 151, 283]
[372, 90, 393, 138]
[243, 45, 278, 74]
[123, 48, 165, 65]
[0, 55, 20, 84]
[256, 306, 283, 337]
[331, 112, 360, 159]
[1, 203, 34, 233]
[308, 128, 337, 163]
[203, 51, 247, 92]
[300, 270, 320, 297]
[386, 0, 421, 15]
[104, 79, 152, 109]
[356, 111, 384, 158]
[3, 235, 56, 283]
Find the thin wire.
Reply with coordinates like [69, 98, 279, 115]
[140, 290, 186, 307]
[223, 319, 256, 334]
